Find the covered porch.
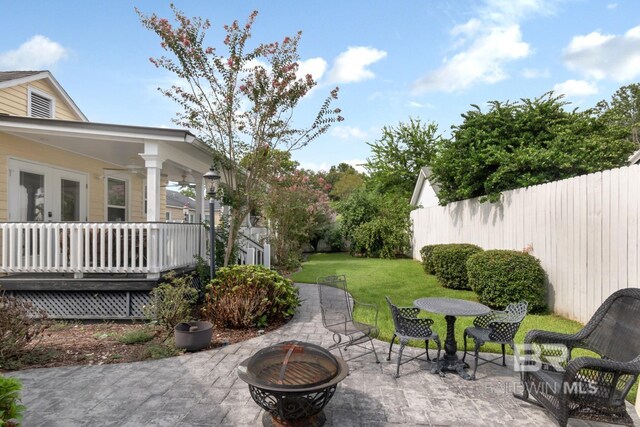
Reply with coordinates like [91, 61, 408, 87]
[0, 116, 269, 318]
[0, 116, 221, 279]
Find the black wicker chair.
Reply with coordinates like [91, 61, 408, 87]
[317, 275, 380, 363]
[462, 301, 528, 380]
[515, 288, 640, 427]
[385, 296, 441, 378]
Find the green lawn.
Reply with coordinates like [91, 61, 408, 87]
[291, 252, 637, 402]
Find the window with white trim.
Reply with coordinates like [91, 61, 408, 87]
[165, 211, 171, 221]
[107, 178, 127, 221]
[28, 88, 55, 118]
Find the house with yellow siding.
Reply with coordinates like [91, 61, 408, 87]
[0, 71, 267, 318]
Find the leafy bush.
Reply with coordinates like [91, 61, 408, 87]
[467, 250, 547, 313]
[324, 224, 344, 252]
[202, 265, 300, 328]
[0, 376, 24, 427]
[419, 245, 440, 274]
[351, 215, 411, 259]
[143, 272, 198, 331]
[431, 244, 483, 290]
[117, 328, 156, 345]
[0, 290, 48, 368]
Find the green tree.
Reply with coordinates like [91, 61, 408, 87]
[320, 163, 365, 202]
[331, 172, 365, 201]
[179, 187, 196, 199]
[349, 193, 413, 258]
[264, 166, 333, 268]
[138, 7, 342, 266]
[596, 83, 640, 147]
[336, 187, 380, 242]
[336, 187, 412, 258]
[430, 92, 635, 204]
[365, 118, 440, 198]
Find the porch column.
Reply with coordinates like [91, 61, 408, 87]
[195, 175, 205, 223]
[140, 153, 163, 222]
[141, 146, 164, 279]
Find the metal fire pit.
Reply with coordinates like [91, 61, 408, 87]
[237, 340, 348, 427]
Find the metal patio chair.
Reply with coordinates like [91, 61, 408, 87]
[515, 288, 640, 427]
[385, 296, 441, 378]
[317, 275, 380, 363]
[462, 301, 528, 380]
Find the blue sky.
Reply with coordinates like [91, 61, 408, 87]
[1, 0, 639, 173]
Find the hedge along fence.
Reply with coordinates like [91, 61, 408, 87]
[466, 250, 547, 313]
[431, 243, 483, 290]
[420, 244, 438, 274]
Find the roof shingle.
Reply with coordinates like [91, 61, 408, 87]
[0, 71, 44, 83]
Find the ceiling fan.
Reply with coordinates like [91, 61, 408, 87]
[161, 174, 197, 189]
[177, 174, 196, 188]
[102, 157, 145, 176]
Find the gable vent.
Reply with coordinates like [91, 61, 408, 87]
[30, 92, 53, 118]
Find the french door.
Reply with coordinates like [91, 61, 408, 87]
[8, 159, 87, 222]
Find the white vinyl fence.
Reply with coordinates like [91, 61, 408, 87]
[411, 164, 640, 324]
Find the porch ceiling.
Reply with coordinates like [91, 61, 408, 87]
[0, 116, 213, 181]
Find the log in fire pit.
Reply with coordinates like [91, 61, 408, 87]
[237, 340, 348, 427]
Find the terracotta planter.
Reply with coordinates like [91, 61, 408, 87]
[174, 321, 213, 352]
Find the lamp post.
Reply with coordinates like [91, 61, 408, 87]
[203, 167, 221, 279]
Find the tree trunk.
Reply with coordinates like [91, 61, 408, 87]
[223, 208, 246, 266]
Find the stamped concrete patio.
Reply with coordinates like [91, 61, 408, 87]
[10, 283, 640, 426]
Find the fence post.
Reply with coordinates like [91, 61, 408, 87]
[263, 243, 271, 269]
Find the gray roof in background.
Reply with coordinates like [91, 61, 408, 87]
[166, 190, 196, 209]
[166, 189, 221, 210]
[0, 71, 43, 83]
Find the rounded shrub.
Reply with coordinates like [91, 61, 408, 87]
[202, 265, 300, 328]
[419, 245, 439, 275]
[431, 243, 483, 290]
[466, 250, 547, 313]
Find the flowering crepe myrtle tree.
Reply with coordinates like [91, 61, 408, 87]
[265, 166, 334, 268]
[137, 6, 343, 266]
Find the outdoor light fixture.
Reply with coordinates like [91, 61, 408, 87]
[203, 166, 221, 279]
[183, 205, 189, 223]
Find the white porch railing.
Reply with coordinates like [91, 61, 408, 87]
[0, 222, 205, 276]
[236, 231, 270, 269]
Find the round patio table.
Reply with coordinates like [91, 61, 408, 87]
[414, 297, 490, 380]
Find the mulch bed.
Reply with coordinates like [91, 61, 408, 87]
[1, 318, 288, 372]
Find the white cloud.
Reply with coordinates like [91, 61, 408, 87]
[408, 101, 434, 108]
[296, 57, 328, 82]
[299, 161, 331, 172]
[0, 35, 68, 70]
[331, 125, 368, 140]
[522, 68, 550, 78]
[553, 79, 598, 97]
[343, 159, 367, 174]
[563, 25, 640, 81]
[607, 3, 618, 10]
[412, 0, 553, 94]
[326, 46, 387, 84]
[300, 159, 367, 174]
[413, 25, 530, 93]
[479, 0, 553, 24]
